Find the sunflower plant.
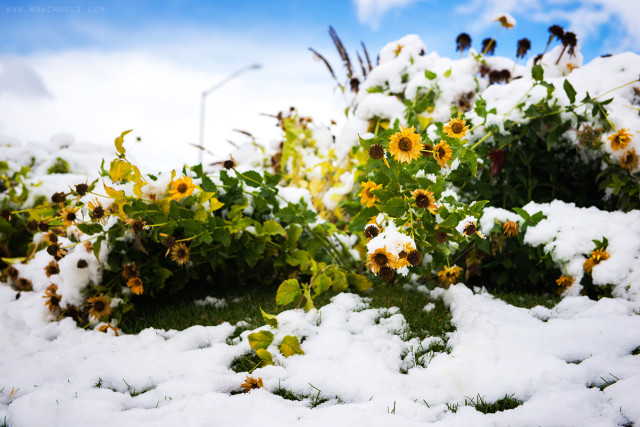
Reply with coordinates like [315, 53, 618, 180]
[348, 118, 487, 285]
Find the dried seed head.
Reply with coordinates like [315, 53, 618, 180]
[51, 192, 66, 204]
[163, 235, 176, 248]
[368, 144, 385, 160]
[38, 221, 50, 232]
[456, 33, 472, 52]
[378, 266, 396, 282]
[77, 259, 88, 269]
[363, 225, 379, 239]
[482, 38, 496, 56]
[548, 25, 565, 41]
[75, 183, 89, 197]
[26, 220, 39, 232]
[407, 250, 422, 266]
[435, 230, 448, 244]
[516, 38, 531, 59]
[223, 156, 236, 170]
[562, 32, 578, 56]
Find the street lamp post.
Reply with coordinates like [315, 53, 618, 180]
[198, 63, 262, 165]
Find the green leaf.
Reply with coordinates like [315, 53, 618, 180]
[262, 219, 287, 237]
[312, 273, 332, 296]
[93, 236, 104, 260]
[329, 270, 348, 293]
[286, 224, 303, 250]
[512, 207, 531, 221]
[285, 250, 310, 271]
[200, 175, 217, 192]
[279, 335, 305, 357]
[563, 79, 577, 104]
[77, 223, 103, 236]
[444, 68, 451, 78]
[531, 65, 543, 82]
[424, 70, 437, 80]
[347, 272, 372, 292]
[256, 348, 274, 365]
[439, 212, 463, 228]
[240, 170, 263, 188]
[276, 278, 302, 306]
[380, 197, 405, 217]
[462, 148, 478, 177]
[248, 330, 274, 351]
[260, 308, 278, 328]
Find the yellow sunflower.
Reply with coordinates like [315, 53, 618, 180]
[556, 276, 575, 294]
[388, 126, 424, 164]
[607, 128, 632, 151]
[432, 142, 453, 168]
[359, 181, 383, 207]
[411, 189, 438, 214]
[437, 265, 463, 287]
[170, 242, 190, 266]
[620, 148, 638, 171]
[583, 248, 609, 273]
[168, 176, 196, 201]
[87, 294, 112, 320]
[60, 207, 78, 228]
[367, 247, 399, 274]
[443, 118, 470, 140]
[502, 221, 518, 237]
[127, 277, 144, 295]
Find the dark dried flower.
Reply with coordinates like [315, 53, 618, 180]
[435, 230, 448, 244]
[407, 250, 422, 266]
[548, 25, 565, 41]
[516, 38, 531, 59]
[51, 192, 66, 204]
[26, 220, 39, 232]
[38, 221, 50, 232]
[163, 235, 176, 248]
[482, 38, 496, 56]
[121, 262, 138, 281]
[75, 183, 89, 197]
[456, 33, 472, 53]
[77, 259, 88, 269]
[369, 144, 385, 160]
[3, 265, 19, 281]
[378, 266, 396, 282]
[44, 260, 60, 277]
[533, 54, 543, 65]
[364, 225, 379, 239]
[223, 156, 236, 170]
[16, 277, 33, 291]
[489, 70, 501, 85]
[562, 32, 578, 56]
[350, 77, 360, 93]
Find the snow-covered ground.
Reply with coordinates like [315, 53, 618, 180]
[1, 285, 639, 426]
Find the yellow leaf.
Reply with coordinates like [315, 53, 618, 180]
[248, 330, 274, 351]
[194, 206, 207, 222]
[279, 335, 304, 357]
[109, 159, 131, 182]
[103, 183, 127, 218]
[256, 349, 273, 365]
[114, 129, 133, 155]
[156, 197, 172, 214]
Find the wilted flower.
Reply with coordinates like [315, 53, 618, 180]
[368, 144, 385, 160]
[364, 224, 379, 239]
[482, 38, 496, 56]
[406, 250, 422, 266]
[43, 284, 62, 312]
[583, 248, 609, 273]
[241, 376, 263, 392]
[437, 265, 463, 287]
[502, 221, 519, 237]
[222, 155, 236, 170]
[170, 242, 190, 266]
[456, 33, 472, 53]
[127, 277, 144, 295]
[556, 276, 575, 293]
[493, 13, 515, 29]
[60, 207, 78, 228]
[77, 259, 88, 269]
[51, 192, 66, 204]
[620, 148, 639, 171]
[607, 128, 632, 151]
[378, 266, 396, 282]
[516, 38, 531, 59]
[44, 260, 60, 278]
[87, 294, 112, 320]
[367, 247, 399, 274]
[74, 183, 89, 197]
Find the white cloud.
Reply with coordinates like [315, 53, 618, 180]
[456, 0, 640, 53]
[0, 38, 348, 172]
[353, 0, 422, 30]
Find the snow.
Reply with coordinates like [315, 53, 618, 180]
[1, 285, 639, 426]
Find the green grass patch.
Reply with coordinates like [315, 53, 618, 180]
[445, 393, 522, 414]
[490, 291, 561, 309]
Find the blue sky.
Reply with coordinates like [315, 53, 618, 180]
[1, 0, 636, 62]
[1, 0, 639, 169]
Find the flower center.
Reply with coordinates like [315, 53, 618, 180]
[51, 296, 60, 306]
[398, 137, 412, 152]
[374, 253, 388, 266]
[366, 188, 373, 198]
[464, 223, 477, 235]
[177, 183, 188, 194]
[416, 194, 429, 208]
[178, 249, 187, 258]
[451, 122, 463, 133]
[437, 147, 446, 158]
[66, 212, 76, 221]
[94, 300, 105, 312]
